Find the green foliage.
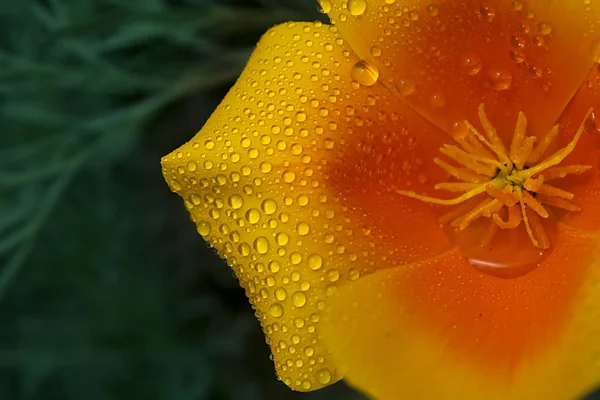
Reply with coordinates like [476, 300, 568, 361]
[0, 0, 364, 398]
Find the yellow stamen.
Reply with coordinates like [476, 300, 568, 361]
[395, 104, 592, 249]
[433, 158, 488, 183]
[521, 190, 548, 219]
[396, 181, 491, 206]
[541, 165, 591, 181]
[434, 182, 481, 192]
[517, 108, 593, 180]
[493, 205, 522, 229]
[478, 103, 508, 159]
[516, 187, 539, 248]
[439, 145, 499, 176]
[537, 195, 582, 212]
[526, 124, 559, 165]
[526, 208, 551, 250]
[510, 111, 527, 162]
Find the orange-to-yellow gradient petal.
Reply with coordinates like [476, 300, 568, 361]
[322, 224, 600, 400]
[323, 0, 600, 138]
[161, 21, 456, 391]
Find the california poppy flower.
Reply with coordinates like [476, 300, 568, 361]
[161, 0, 600, 398]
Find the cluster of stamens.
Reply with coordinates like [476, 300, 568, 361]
[396, 104, 592, 249]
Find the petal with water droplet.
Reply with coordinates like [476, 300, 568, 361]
[322, 224, 600, 400]
[324, 0, 600, 138]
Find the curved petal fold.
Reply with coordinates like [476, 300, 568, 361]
[162, 21, 451, 391]
[322, 224, 600, 400]
[324, 0, 600, 138]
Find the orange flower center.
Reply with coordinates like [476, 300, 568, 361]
[396, 104, 592, 278]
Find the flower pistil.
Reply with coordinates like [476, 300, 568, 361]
[396, 104, 592, 249]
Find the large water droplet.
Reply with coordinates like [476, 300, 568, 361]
[351, 60, 379, 86]
[269, 303, 284, 318]
[460, 52, 482, 76]
[396, 78, 416, 96]
[292, 291, 307, 307]
[228, 194, 244, 209]
[308, 254, 323, 270]
[348, 0, 367, 16]
[318, 0, 331, 13]
[488, 68, 513, 90]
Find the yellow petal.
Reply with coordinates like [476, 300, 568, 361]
[323, 0, 600, 137]
[322, 224, 600, 399]
[161, 21, 451, 391]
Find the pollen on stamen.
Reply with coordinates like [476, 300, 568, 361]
[396, 104, 593, 278]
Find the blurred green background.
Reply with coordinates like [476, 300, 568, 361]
[1, 0, 599, 399]
[0, 0, 365, 398]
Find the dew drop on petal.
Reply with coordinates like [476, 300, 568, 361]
[351, 60, 379, 86]
[261, 198, 277, 215]
[292, 291, 307, 307]
[370, 46, 382, 57]
[488, 68, 513, 90]
[308, 254, 323, 270]
[538, 22, 552, 35]
[318, 0, 331, 13]
[348, 0, 367, 16]
[426, 4, 439, 16]
[197, 220, 211, 236]
[254, 236, 270, 254]
[396, 78, 416, 96]
[270, 303, 284, 318]
[317, 369, 332, 385]
[228, 194, 244, 209]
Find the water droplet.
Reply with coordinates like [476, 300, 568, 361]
[275, 287, 287, 301]
[327, 269, 340, 282]
[426, 4, 439, 17]
[296, 222, 311, 236]
[351, 60, 379, 86]
[318, 0, 331, 13]
[348, 0, 367, 16]
[509, 49, 525, 64]
[270, 303, 284, 318]
[186, 161, 197, 172]
[267, 262, 280, 276]
[488, 68, 513, 90]
[261, 198, 278, 215]
[511, 0, 523, 11]
[396, 78, 415, 96]
[429, 92, 445, 108]
[245, 208, 261, 224]
[254, 236, 269, 254]
[228, 194, 244, 209]
[317, 369, 332, 385]
[197, 221, 211, 236]
[510, 34, 526, 49]
[260, 161, 272, 173]
[480, 3, 496, 21]
[282, 170, 297, 183]
[292, 291, 307, 307]
[370, 46, 382, 57]
[308, 254, 323, 270]
[538, 22, 552, 35]
[349, 268, 360, 280]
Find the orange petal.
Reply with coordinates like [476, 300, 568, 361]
[322, 224, 600, 399]
[161, 21, 450, 391]
[324, 0, 600, 138]
[554, 66, 600, 231]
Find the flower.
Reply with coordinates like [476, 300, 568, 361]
[161, 0, 600, 398]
